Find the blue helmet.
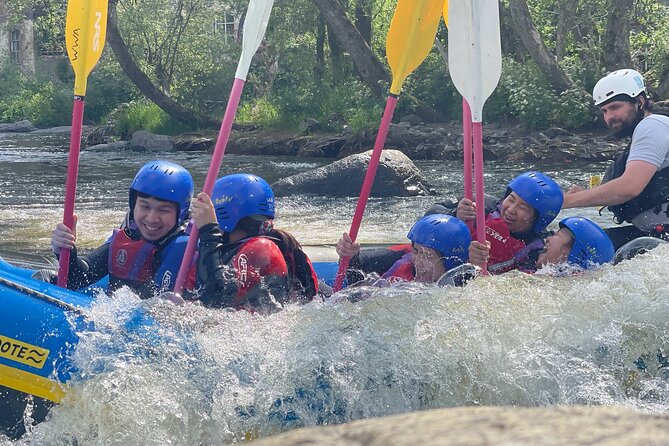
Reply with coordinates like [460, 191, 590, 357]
[507, 171, 563, 233]
[407, 214, 471, 270]
[212, 174, 275, 232]
[129, 160, 194, 225]
[559, 217, 614, 268]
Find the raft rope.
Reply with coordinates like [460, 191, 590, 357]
[0, 276, 83, 314]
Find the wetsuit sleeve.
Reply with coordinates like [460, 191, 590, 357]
[425, 194, 500, 217]
[346, 245, 412, 284]
[55, 243, 110, 290]
[196, 223, 242, 308]
[424, 199, 459, 216]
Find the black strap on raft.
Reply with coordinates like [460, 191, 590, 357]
[0, 276, 84, 314]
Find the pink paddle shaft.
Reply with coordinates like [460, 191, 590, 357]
[57, 97, 85, 288]
[462, 98, 473, 201]
[172, 78, 246, 294]
[332, 95, 398, 292]
[473, 121, 488, 274]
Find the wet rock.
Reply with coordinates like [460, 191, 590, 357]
[171, 133, 214, 152]
[0, 120, 37, 133]
[85, 125, 115, 146]
[129, 130, 175, 152]
[327, 113, 347, 133]
[251, 406, 669, 446]
[85, 141, 130, 152]
[271, 149, 436, 197]
[387, 124, 412, 147]
[299, 118, 321, 135]
[31, 126, 92, 135]
[399, 114, 423, 126]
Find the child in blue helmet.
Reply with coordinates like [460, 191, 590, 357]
[50, 160, 196, 298]
[428, 171, 564, 274]
[335, 214, 473, 287]
[190, 173, 318, 312]
[469, 216, 615, 273]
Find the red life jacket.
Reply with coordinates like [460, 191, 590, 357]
[382, 252, 415, 282]
[108, 229, 157, 286]
[468, 214, 528, 274]
[107, 228, 196, 296]
[223, 236, 319, 307]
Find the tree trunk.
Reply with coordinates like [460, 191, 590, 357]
[601, 0, 634, 71]
[555, 0, 578, 62]
[508, 0, 574, 93]
[315, 13, 326, 85]
[106, 0, 218, 129]
[327, 24, 347, 85]
[354, 0, 372, 46]
[312, 0, 389, 98]
[653, 54, 669, 100]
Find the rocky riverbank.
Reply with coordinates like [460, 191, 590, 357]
[0, 119, 625, 163]
[179, 121, 624, 163]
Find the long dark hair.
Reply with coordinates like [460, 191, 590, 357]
[236, 216, 302, 255]
[236, 216, 317, 299]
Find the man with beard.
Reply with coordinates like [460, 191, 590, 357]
[562, 69, 669, 249]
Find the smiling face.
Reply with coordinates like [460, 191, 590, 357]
[412, 243, 446, 283]
[599, 99, 644, 138]
[133, 196, 178, 241]
[499, 192, 536, 234]
[536, 228, 574, 267]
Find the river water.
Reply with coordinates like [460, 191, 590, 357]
[1, 132, 668, 444]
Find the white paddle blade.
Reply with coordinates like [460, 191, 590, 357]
[235, 0, 275, 80]
[447, 0, 502, 122]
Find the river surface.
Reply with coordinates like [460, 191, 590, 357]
[1, 132, 668, 445]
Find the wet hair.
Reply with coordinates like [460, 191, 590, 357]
[236, 216, 302, 253]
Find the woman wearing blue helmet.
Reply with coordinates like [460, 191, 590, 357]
[535, 217, 615, 270]
[335, 214, 472, 287]
[435, 171, 564, 274]
[190, 173, 318, 312]
[468, 216, 615, 272]
[50, 160, 196, 297]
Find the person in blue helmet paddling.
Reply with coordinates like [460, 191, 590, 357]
[49, 160, 197, 298]
[426, 171, 564, 274]
[335, 214, 473, 287]
[468, 216, 615, 273]
[563, 69, 669, 250]
[189, 173, 318, 312]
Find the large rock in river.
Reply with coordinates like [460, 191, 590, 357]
[271, 149, 435, 197]
[250, 405, 669, 445]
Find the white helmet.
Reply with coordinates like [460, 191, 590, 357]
[592, 69, 647, 106]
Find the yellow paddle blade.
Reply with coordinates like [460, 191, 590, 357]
[65, 0, 109, 96]
[443, 0, 449, 27]
[386, 0, 445, 95]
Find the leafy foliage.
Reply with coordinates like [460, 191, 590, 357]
[494, 58, 594, 129]
[2, 0, 669, 133]
[111, 100, 191, 139]
[0, 64, 71, 126]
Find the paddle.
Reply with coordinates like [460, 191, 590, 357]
[332, 0, 445, 292]
[172, 0, 275, 294]
[447, 0, 502, 273]
[442, 2, 473, 201]
[57, 0, 108, 288]
[462, 99, 473, 200]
